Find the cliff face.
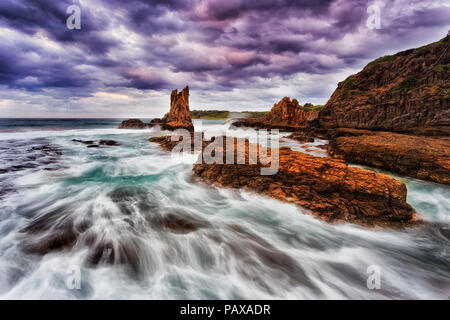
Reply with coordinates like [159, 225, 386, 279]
[232, 97, 319, 131]
[319, 36, 450, 136]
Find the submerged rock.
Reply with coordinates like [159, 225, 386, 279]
[99, 139, 121, 146]
[118, 118, 147, 129]
[72, 139, 120, 147]
[192, 137, 417, 227]
[72, 139, 94, 145]
[153, 213, 202, 234]
[328, 129, 450, 185]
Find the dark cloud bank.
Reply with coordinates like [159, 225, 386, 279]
[0, 0, 448, 115]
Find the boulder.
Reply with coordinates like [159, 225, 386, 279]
[118, 118, 147, 129]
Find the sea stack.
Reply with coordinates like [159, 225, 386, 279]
[150, 86, 194, 131]
[119, 86, 194, 131]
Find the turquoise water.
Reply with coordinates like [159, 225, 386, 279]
[0, 119, 448, 299]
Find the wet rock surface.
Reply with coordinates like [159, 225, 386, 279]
[149, 134, 417, 227]
[148, 132, 209, 152]
[72, 139, 121, 148]
[328, 129, 450, 185]
[152, 213, 205, 234]
[0, 139, 62, 175]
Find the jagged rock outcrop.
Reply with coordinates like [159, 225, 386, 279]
[150, 86, 194, 131]
[328, 129, 450, 185]
[148, 132, 209, 152]
[118, 118, 147, 129]
[149, 134, 417, 227]
[232, 97, 319, 131]
[193, 138, 416, 227]
[319, 36, 450, 136]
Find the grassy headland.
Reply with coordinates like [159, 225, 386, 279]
[190, 110, 268, 119]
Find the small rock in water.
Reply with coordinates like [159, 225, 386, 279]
[72, 139, 94, 145]
[99, 139, 121, 146]
[72, 139, 120, 147]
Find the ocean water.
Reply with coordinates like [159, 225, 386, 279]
[0, 118, 448, 299]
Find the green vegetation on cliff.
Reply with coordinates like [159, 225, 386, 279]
[395, 75, 418, 91]
[190, 110, 229, 119]
[190, 110, 268, 119]
[303, 103, 325, 111]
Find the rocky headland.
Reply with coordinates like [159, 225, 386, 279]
[318, 36, 449, 136]
[320, 36, 450, 184]
[231, 36, 450, 185]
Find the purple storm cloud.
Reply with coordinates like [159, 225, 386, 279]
[0, 0, 448, 117]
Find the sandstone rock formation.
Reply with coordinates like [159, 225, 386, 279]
[149, 135, 417, 227]
[193, 138, 416, 227]
[148, 132, 208, 152]
[150, 86, 194, 131]
[280, 36, 450, 185]
[319, 36, 450, 136]
[118, 118, 147, 129]
[328, 129, 450, 185]
[232, 97, 319, 131]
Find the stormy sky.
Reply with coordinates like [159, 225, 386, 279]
[0, 0, 449, 118]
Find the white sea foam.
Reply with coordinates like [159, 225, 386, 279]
[0, 120, 448, 299]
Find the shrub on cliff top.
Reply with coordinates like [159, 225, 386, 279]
[303, 103, 324, 111]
